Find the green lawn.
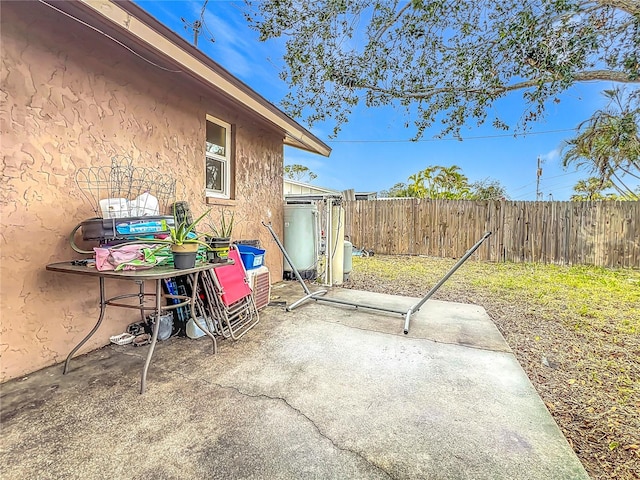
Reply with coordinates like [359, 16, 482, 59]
[347, 255, 640, 479]
[352, 256, 639, 334]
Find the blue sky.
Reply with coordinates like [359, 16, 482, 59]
[135, 1, 625, 201]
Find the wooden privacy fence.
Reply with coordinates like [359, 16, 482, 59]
[344, 199, 639, 268]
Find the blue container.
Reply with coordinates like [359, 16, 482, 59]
[236, 244, 266, 270]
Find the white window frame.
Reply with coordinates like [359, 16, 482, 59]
[205, 115, 232, 199]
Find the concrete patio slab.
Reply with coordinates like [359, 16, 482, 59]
[0, 284, 589, 479]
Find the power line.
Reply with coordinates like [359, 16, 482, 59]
[511, 190, 538, 200]
[510, 170, 582, 194]
[327, 128, 578, 143]
[512, 175, 584, 200]
[541, 180, 582, 192]
[509, 181, 538, 193]
[512, 184, 580, 200]
[182, 0, 213, 47]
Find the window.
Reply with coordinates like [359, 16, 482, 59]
[205, 115, 232, 199]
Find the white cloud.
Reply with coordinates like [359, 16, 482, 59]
[539, 147, 561, 164]
[214, 44, 253, 77]
[184, 3, 289, 99]
[202, 7, 251, 50]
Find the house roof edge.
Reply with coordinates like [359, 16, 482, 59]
[67, 0, 331, 157]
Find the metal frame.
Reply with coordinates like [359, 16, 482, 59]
[46, 262, 227, 394]
[263, 222, 491, 334]
[197, 246, 260, 340]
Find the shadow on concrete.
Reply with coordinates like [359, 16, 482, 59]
[0, 282, 588, 479]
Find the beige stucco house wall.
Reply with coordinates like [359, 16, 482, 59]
[0, 0, 329, 382]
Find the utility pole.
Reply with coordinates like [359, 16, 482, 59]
[536, 156, 543, 201]
[181, 17, 202, 47]
[181, 0, 210, 47]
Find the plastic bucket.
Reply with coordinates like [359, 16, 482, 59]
[148, 312, 173, 341]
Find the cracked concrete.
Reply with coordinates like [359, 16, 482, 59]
[211, 382, 393, 479]
[0, 283, 588, 479]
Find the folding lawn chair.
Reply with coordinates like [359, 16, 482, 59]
[200, 246, 259, 340]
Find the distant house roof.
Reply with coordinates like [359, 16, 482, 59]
[46, 0, 331, 157]
[355, 192, 378, 200]
[284, 179, 341, 196]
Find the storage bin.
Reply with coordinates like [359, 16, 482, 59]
[236, 244, 265, 270]
[79, 216, 174, 241]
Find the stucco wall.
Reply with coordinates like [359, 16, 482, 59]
[0, 2, 285, 382]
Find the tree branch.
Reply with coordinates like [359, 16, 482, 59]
[593, 0, 640, 16]
[370, 1, 413, 44]
[610, 169, 640, 198]
[356, 70, 639, 100]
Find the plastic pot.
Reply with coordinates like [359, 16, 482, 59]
[172, 251, 197, 269]
[207, 237, 230, 264]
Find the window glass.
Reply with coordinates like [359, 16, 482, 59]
[206, 121, 226, 156]
[206, 157, 224, 192]
[205, 116, 232, 199]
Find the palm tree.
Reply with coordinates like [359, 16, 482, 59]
[420, 166, 440, 198]
[562, 88, 640, 200]
[433, 165, 471, 199]
[407, 171, 426, 198]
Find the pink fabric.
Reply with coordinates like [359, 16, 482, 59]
[94, 244, 158, 271]
[215, 249, 252, 305]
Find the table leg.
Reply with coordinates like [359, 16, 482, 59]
[191, 271, 217, 355]
[137, 281, 145, 323]
[140, 279, 162, 394]
[63, 276, 107, 374]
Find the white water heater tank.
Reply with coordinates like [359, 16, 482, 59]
[283, 203, 318, 280]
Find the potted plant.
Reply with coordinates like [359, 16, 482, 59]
[206, 209, 234, 264]
[141, 208, 213, 269]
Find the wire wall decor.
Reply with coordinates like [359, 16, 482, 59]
[75, 156, 178, 218]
